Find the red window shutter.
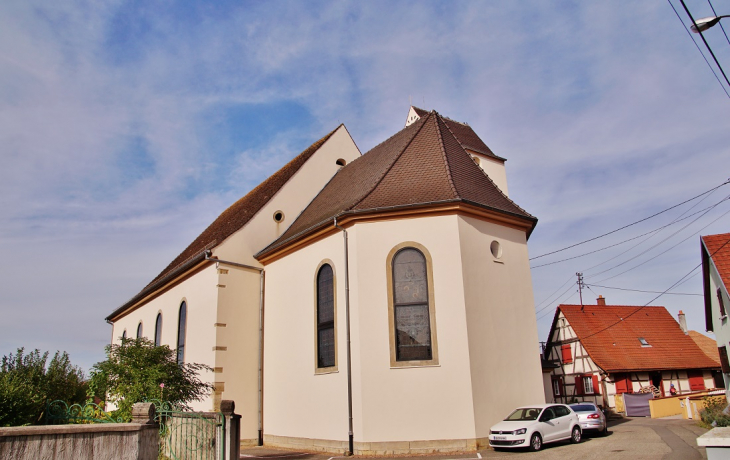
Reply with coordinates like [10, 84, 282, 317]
[561, 344, 573, 364]
[575, 376, 584, 395]
[720, 346, 730, 374]
[688, 371, 706, 391]
[615, 373, 628, 394]
[592, 375, 600, 395]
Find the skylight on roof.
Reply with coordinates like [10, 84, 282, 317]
[639, 337, 651, 347]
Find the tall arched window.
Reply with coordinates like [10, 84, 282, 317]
[136, 322, 143, 339]
[154, 313, 163, 346]
[122, 330, 127, 340]
[316, 264, 335, 369]
[387, 244, 438, 367]
[177, 301, 187, 363]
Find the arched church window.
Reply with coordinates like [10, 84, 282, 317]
[136, 322, 143, 339]
[155, 313, 162, 346]
[177, 301, 187, 363]
[317, 264, 335, 368]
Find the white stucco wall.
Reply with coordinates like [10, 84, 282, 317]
[110, 264, 219, 411]
[707, 259, 730, 396]
[263, 233, 349, 442]
[263, 213, 541, 444]
[456, 215, 544, 437]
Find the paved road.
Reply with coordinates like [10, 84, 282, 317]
[240, 417, 709, 460]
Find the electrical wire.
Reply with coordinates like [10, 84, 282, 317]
[591, 202, 730, 283]
[537, 290, 577, 321]
[535, 282, 576, 316]
[585, 283, 702, 296]
[667, 0, 730, 98]
[577, 236, 730, 341]
[534, 276, 574, 310]
[530, 200, 727, 269]
[530, 180, 729, 260]
[707, 0, 730, 45]
[679, 0, 730, 92]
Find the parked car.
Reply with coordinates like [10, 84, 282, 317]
[489, 404, 582, 451]
[569, 402, 607, 436]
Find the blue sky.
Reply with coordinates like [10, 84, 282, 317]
[1, 0, 729, 373]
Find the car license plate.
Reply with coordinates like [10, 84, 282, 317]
[494, 436, 507, 440]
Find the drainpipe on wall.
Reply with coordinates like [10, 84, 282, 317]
[205, 251, 265, 446]
[333, 217, 354, 456]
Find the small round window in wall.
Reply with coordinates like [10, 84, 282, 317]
[472, 155, 481, 166]
[336, 158, 347, 166]
[273, 211, 285, 223]
[490, 240, 502, 259]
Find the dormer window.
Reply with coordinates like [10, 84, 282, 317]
[639, 337, 651, 347]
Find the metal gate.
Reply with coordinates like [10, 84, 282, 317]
[149, 400, 225, 460]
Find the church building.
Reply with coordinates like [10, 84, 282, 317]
[106, 107, 544, 454]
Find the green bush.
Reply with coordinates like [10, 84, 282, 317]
[699, 396, 730, 428]
[0, 348, 87, 426]
[89, 337, 212, 422]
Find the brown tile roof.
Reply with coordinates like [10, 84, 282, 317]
[107, 126, 343, 320]
[553, 304, 720, 372]
[410, 106, 504, 160]
[701, 233, 730, 331]
[256, 111, 536, 259]
[689, 330, 722, 367]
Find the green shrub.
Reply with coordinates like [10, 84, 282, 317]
[89, 337, 212, 422]
[0, 348, 87, 426]
[699, 396, 730, 428]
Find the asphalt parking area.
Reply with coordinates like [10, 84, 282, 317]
[240, 417, 709, 460]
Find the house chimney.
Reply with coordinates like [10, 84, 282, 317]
[597, 295, 606, 306]
[678, 310, 688, 334]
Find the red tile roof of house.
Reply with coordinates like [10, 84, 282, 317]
[107, 126, 344, 320]
[256, 110, 536, 259]
[688, 330, 722, 367]
[554, 304, 719, 372]
[701, 233, 730, 331]
[703, 233, 730, 290]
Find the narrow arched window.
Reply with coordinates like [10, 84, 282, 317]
[392, 248, 432, 361]
[122, 330, 127, 340]
[177, 302, 187, 363]
[136, 322, 143, 339]
[154, 313, 162, 346]
[317, 264, 335, 368]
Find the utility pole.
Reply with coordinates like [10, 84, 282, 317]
[577, 272, 585, 310]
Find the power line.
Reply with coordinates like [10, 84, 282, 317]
[530, 180, 729, 260]
[534, 276, 574, 310]
[667, 0, 730, 98]
[707, 0, 730, 46]
[679, 0, 730, 91]
[530, 200, 727, 269]
[586, 283, 702, 296]
[578, 236, 730, 341]
[591, 201, 730, 283]
[535, 282, 576, 316]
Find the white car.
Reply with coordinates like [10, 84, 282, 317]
[489, 404, 582, 451]
[569, 402, 607, 436]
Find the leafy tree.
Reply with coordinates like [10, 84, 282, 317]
[89, 337, 212, 421]
[0, 348, 87, 426]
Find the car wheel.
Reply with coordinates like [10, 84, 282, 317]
[529, 433, 542, 451]
[599, 424, 608, 436]
[571, 426, 582, 444]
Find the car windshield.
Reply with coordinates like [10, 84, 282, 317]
[571, 404, 596, 412]
[505, 408, 542, 421]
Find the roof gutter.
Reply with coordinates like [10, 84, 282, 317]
[334, 216, 354, 456]
[256, 199, 537, 261]
[204, 251, 266, 447]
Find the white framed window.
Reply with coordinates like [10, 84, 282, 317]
[583, 376, 594, 394]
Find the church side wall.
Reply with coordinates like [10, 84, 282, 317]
[110, 265, 219, 411]
[213, 265, 262, 445]
[456, 216, 544, 440]
[349, 215, 476, 445]
[262, 234, 349, 444]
